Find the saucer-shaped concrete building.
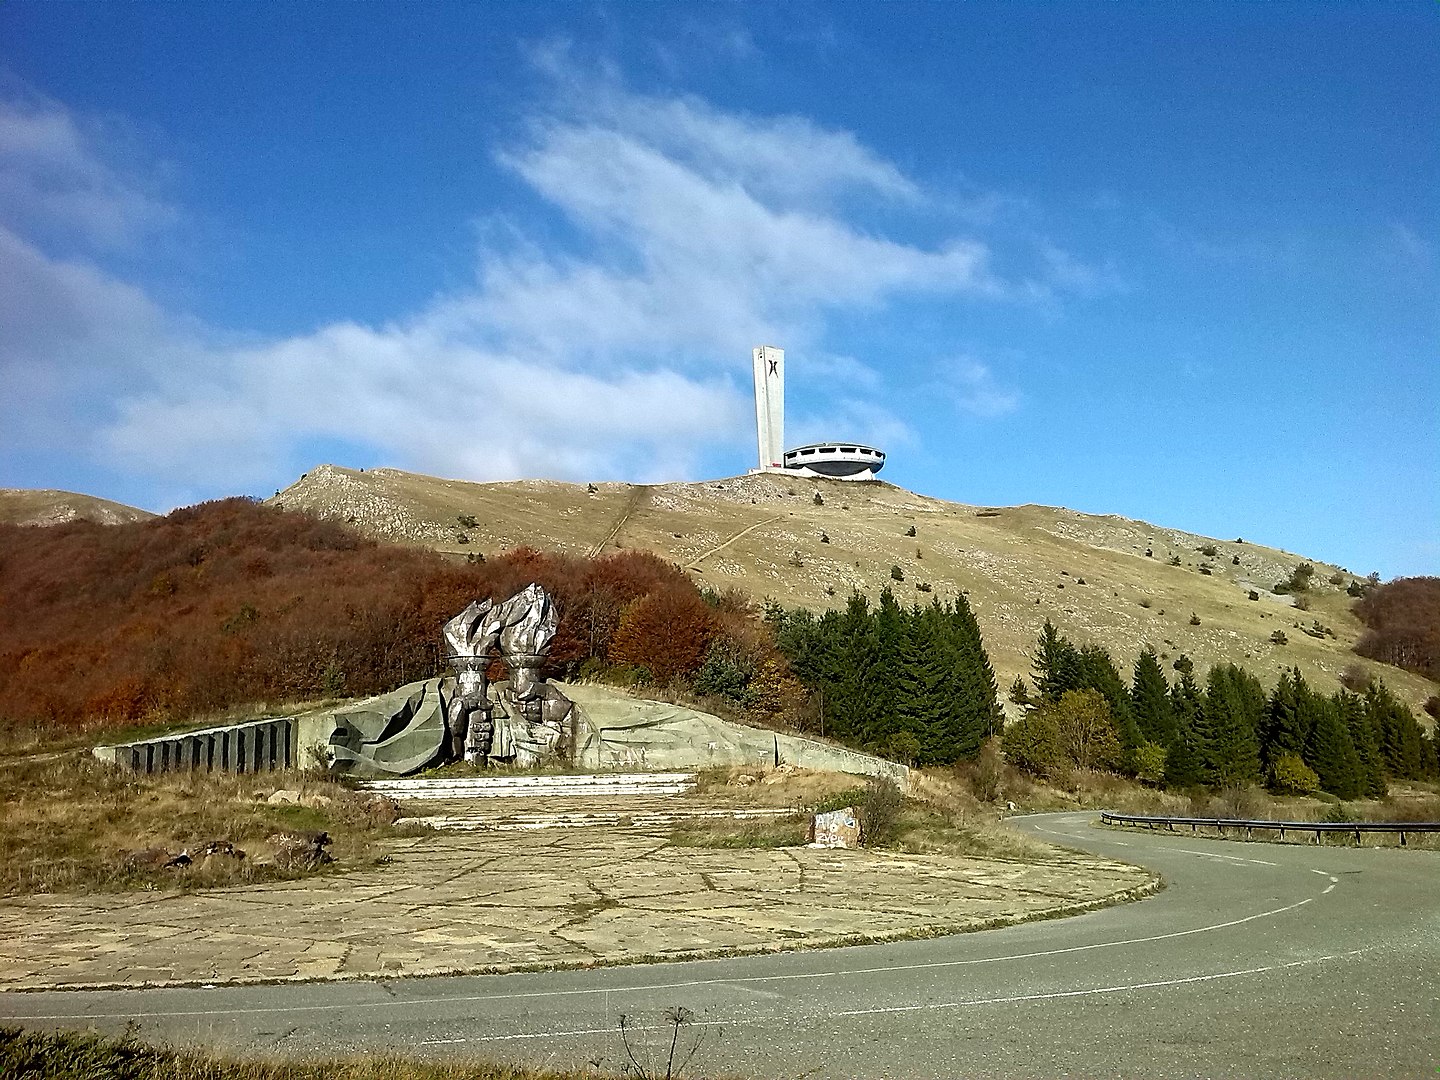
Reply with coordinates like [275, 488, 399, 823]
[781, 443, 886, 479]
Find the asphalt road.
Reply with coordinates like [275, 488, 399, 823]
[5, 812, 1437, 1078]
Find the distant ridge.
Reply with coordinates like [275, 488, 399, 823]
[270, 464, 1436, 714]
[0, 488, 154, 527]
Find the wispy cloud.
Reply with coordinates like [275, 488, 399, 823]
[1, 71, 1061, 497]
[0, 94, 177, 251]
[936, 358, 1020, 418]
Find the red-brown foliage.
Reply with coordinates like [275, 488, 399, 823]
[609, 588, 719, 684]
[0, 499, 718, 736]
[1353, 576, 1440, 682]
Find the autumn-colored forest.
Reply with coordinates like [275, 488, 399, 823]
[0, 498, 785, 739]
[1354, 576, 1440, 685]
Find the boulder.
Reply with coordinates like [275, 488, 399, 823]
[266, 789, 302, 805]
[808, 806, 862, 849]
[267, 830, 332, 869]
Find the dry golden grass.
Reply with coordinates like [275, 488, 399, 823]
[681, 764, 1063, 862]
[271, 466, 1437, 719]
[0, 753, 417, 896]
[0, 1025, 675, 1080]
[691, 764, 864, 807]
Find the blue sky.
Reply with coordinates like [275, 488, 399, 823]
[1, 2, 1435, 578]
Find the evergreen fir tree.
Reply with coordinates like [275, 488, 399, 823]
[1077, 644, 1142, 771]
[1262, 668, 1310, 768]
[1366, 681, 1428, 779]
[1197, 665, 1262, 786]
[948, 593, 1004, 745]
[1336, 690, 1387, 798]
[1305, 695, 1363, 799]
[1030, 620, 1083, 704]
[1166, 672, 1207, 787]
[897, 602, 949, 763]
[1130, 647, 1176, 746]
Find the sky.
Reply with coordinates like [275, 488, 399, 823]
[1, 2, 1436, 578]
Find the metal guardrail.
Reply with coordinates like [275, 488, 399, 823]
[1101, 810, 1440, 847]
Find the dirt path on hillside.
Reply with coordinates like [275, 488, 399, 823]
[686, 514, 786, 570]
[587, 485, 651, 557]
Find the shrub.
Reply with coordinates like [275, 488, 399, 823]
[856, 776, 906, 846]
[1293, 595, 1311, 611]
[1288, 563, 1316, 592]
[456, 513, 478, 529]
[813, 491, 824, 506]
[1322, 801, 1357, 824]
[1008, 676, 1031, 706]
[1199, 544, 1218, 557]
[905, 525, 917, 537]
[1169, 555, 1182, 567]
[967, 736, 1004, 801]
[1270, 753, 1320, 795]
[1339, 663, 1372, 692]
[1001, 707, 1063, 778]
[1189, 613, 1201, 626]
[693, 640, 755, 705]
[1270, 629, 1289, 645]
[890, 565, 905, 582]
[1133, 740, 1168, 785]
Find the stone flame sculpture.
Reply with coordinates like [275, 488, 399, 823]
[328, 584, 575, 777]
[441, 584, 573, 768]
[440, 597, 502, 762]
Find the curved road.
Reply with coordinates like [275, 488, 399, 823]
[5, 813, 1436, 1078]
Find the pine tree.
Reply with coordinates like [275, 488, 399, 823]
[1197, 665, 1262, 786]
[1262, 668, 1310, 768]
[1336, 690, 1387, 798]
[867, 588, 906, 751]
[1165, 672, 1207, 788]
[897, 602, 949, 763]
[1030, 621, 1083, 704]
[1077, 644, 1142, 771]
[948, 593, 1004, 746]
[1305, 696, 1363, 799]
[1130, 647, 1176, 746]
[1366, 681, 1428, 779]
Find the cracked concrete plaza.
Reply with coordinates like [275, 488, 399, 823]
[0, 801, 1154, 991]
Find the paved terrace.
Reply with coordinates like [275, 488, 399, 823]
[0, 780, 1154, 991]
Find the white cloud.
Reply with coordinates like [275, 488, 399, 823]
[937, 359, 1020, 418]
[2, 76, 1051, 497]
[0, 95, 177, 250]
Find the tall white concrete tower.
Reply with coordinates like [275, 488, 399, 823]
[752, 345, 785, 469]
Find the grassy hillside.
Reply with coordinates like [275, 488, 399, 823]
[0, 488, 154, 526]
[272, 464, 1435, 716]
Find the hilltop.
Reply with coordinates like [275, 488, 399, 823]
[0, 488, 154, 527]
[272, 465, 1436, 714]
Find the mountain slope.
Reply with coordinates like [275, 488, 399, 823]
[0, 489, 154, 527]
[272, 464, 1435, 714]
